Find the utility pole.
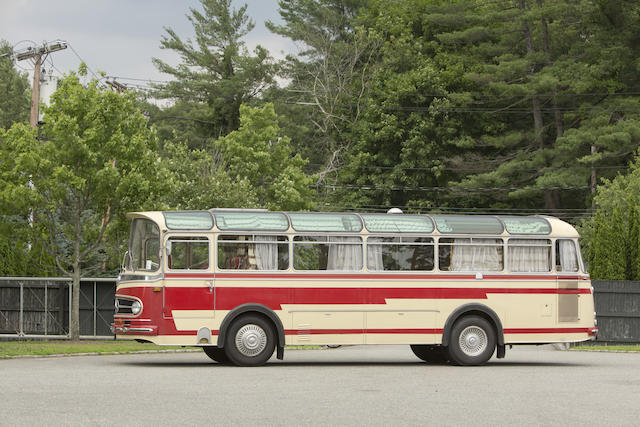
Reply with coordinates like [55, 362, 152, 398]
[14, 41, 67, 128]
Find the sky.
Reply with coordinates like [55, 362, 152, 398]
[0, 0, 297, 88]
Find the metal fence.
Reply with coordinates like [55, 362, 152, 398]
[592, 280, 640, 344]
[1, 277, 639, 342]
[0, 277, 116, 338]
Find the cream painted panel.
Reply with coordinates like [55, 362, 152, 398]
[291, 311, 364, 345]
[365, 333, 440, 345]
[366, 311, 437, 344]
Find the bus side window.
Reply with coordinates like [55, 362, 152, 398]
[507, 239, 551, 272]
[167, 237, 209, 270]
[293, 236, 363, 271]
[218, 235, 289, 270]
[438, 238, 503, 272]
[556, 239, 578, 272]
[367, 237, 434, 271]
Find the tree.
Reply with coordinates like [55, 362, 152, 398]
[436, 0, 640, 212]
[159, 138, 259, 210]
[267, 0, 380, 184]
[0, 40, 30, 129]
[153, 0, 276, 136]
[217, 103, 315, 211]
[0, 72, 165, 339]
[588, 209, 627, 280]
[582, 150, 640, 279]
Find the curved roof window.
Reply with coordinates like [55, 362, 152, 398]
[434, 215, 504, 234]
[163, 211, 213, 230]
[289, 213, 362, 232]
[361, 214, 434, 233]
[214, 211, 289, 231]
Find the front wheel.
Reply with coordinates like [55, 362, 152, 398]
[224, 314, 276, 367]
[447, 315, 496, 366]
[410, 345, 449, 364]
[202, 346, 229, 364]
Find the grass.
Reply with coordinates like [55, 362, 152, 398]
[572, 344, 640, 352]
[0, 340, 325, 358]
[0, 340, 181, 358]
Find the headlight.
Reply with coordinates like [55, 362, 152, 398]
[131, 300, 142, 315]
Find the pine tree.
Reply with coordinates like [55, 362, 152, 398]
[153, 0, 275, 136]
[628, 205, 640, 280]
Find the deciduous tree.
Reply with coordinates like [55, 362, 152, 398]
[0, 72, 165, 339]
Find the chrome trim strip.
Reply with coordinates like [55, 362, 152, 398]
[119, 273, 164, 282]
[287, 309, 440, 313]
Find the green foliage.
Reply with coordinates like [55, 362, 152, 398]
[159, 139, 258, 210]
[0, 40, 30, 130]
[217, 103, 315, 211]
[583, 151, 640, 279]
[0, 72, 165, 337]
[152, 0, 276, 136]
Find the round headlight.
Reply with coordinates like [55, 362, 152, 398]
[131, 300, 142, 315]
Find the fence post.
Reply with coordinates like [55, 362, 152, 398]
[44, 282, 48, 336]
[68, 281, 72, 338]
[93, 281, 97, 337]
[19, 281, 24, 336]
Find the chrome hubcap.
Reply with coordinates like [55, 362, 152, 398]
[459, 326, 488, 357]
[235, 324, 267, 357]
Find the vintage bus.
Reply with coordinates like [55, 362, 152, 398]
[112, 209, 597, 366]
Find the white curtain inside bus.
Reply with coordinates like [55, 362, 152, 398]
[558, 239, 578, 272]
[367, 244, 384, 271]
[507, 239, 550, 272]
[328, 237, 363, 270]
[255, 236, 278, 270]
[451, 238, 502, 271]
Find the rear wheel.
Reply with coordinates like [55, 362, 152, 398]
[224, 314, 276, 367]
[202, 346, 229, 364]
[410, 345, 449, 364]
[447, 315, 496, 366]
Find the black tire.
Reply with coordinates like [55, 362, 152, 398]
[224, 314, 276, 367]
[410, 344, 449, 364]
[447, 315, 496, 366]
[202, 346, 230, 364]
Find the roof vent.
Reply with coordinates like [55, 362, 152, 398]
[387, 208, 403, 214]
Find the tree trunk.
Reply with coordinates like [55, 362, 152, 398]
[521, 0, 557, 210]
[70, 217, 82, 340]
[70, 267, 81, 340]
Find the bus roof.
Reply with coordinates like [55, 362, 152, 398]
[127, 210, 580, 238]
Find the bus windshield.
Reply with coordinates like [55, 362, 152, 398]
[129, 218, 160, 271]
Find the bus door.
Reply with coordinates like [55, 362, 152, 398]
[555, 239, 580, 323]
[163, 235, 215, 322]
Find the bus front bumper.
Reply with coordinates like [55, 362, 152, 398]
[111, 320, 158, 336]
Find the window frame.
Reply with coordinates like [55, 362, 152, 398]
[216, 234, 290, 271]
[366, 235, 435, 272]
[292, 234, 364, 271]
[165, 234, 211, 271]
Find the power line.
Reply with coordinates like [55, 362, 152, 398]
[316, 184, 591, 193]
[107, 76, 169, 84]
[308, 163, 629, 173]
[59, 41, 103, 84]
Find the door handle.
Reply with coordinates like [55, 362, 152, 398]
[208, 281, 213, 293]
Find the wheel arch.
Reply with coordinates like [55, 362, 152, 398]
[441, 303, 504, 347]
[217, 303, 285, 360]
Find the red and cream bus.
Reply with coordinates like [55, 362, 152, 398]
[112, 209, 597, 366]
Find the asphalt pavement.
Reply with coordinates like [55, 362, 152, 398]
[1, 345, 638, 426]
